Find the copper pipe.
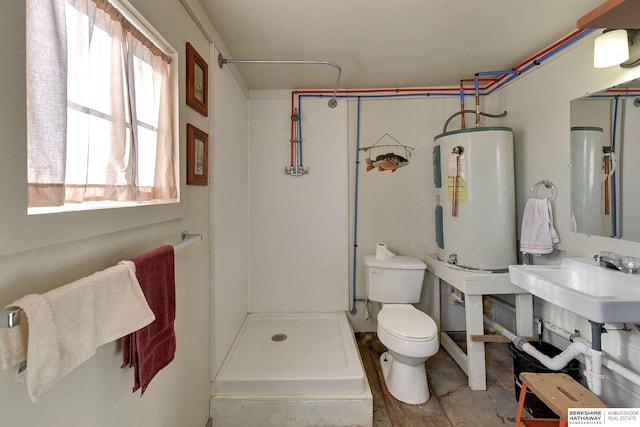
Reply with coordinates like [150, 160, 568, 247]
[452, 170, 458, 216]
[451, 146, 464, 216]
[603, 154, 610, 215]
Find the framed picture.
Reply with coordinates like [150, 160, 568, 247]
[187, 124, 208, 186]
[186, 42, 208, 116]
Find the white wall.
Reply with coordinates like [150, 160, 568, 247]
[248, 94, 349, 313]
[0, 1, 212, 425]
[346, 97, 462, 331]
[241, 92, 507, 333]
[501, 32, 640, 406]
[210, 45, 250, 377]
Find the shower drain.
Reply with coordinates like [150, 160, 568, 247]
[271, 333, 287, 342]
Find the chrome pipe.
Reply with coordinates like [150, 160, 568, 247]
[218, 54, 341, 108]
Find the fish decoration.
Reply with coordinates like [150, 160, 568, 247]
[365, 152, 409, 172]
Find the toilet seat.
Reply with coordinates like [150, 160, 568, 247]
[378, 304, 437, 341]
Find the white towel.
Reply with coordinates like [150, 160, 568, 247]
[520, 198, 559, 255]
[1, 262, 155, 402]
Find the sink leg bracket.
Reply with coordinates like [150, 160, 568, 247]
[589, 321, 606, 351]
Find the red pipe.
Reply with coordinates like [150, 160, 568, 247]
[461, 77, 495, 82]
[292, 29, 589, 99]
[606, 89, 640, 94]
[513, 29, 586, 71]
[296, 86, 463, 94]
[295, 80, 495, 96]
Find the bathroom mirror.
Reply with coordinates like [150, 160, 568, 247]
[570, 77, 640, 241]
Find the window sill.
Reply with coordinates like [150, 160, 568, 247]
[28, 199, 179, 216]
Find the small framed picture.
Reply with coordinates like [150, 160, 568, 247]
[186, 42, 208, 116]
[187, 124, 208, 186]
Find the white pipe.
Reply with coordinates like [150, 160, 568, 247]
[537, 320, 595, 390]
[536, 320, 640, 395]
[485, 297, 640, 396]
[590, 350, 604, 396]
[449, 289, 465, 306]
[483, 315, 604, 395]
[584, 351, 594, 391]
[483, 315, 517, 341]
[521, 337, 603, 396]
[540, 320, 578, 341]
[521, 340, 591, 371]
[604, 357, 640, 389]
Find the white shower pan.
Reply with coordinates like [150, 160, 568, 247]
[211, 311, 372, 426]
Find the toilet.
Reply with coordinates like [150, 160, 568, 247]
[363, 254, 439, 405]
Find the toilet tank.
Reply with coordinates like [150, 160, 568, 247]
[363, 255, 426, 303]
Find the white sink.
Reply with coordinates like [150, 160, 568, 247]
[509, 258, 640, 323]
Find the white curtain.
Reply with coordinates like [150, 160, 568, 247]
[27, 0, 176, 207]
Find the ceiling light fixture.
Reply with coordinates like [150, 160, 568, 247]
[594, 29, 640, 69]
[594, 29, 629, 68]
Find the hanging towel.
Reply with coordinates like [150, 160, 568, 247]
[520, 198, 560, 255]
[1, 263, 155, 402]
[121, 245, 175, 395]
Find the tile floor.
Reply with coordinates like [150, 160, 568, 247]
[357, 332, 528, 426]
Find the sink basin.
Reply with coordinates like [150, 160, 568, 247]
[509, 257, 640, 323]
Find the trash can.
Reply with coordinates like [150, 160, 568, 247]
[510, 341, 583, 419]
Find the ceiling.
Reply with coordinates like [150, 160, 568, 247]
[199, 0, 605, 91]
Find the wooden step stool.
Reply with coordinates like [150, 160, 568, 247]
[515, 372, 608, 427]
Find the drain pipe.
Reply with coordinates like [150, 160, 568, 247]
[540, 319, 640, 396]
[483, 316, 604, 396]
[485, 296, 640, 396]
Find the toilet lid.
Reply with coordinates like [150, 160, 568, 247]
[378, 305, 437, 339]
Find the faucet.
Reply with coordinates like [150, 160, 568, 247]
[594, 251, 640, 274]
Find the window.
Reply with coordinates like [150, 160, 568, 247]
[26, 0, 177, 213]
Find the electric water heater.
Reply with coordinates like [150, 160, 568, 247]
[433, 127, 516, 271]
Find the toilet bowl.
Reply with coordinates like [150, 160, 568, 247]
[363, 253, 440, 404]
[377, 304, 439, 404]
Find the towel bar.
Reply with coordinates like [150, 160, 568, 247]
[174, 231, 203, 251]
[0, 309, 20, 328]
[0, 231, 203, 329]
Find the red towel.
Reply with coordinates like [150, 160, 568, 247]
[121, 245, 176, 395]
